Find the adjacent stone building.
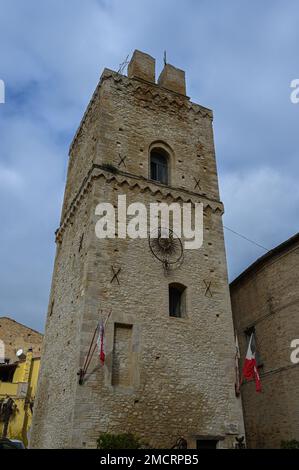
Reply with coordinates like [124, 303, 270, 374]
[0, 317, 43, 445]
[231, 233, 299, 448]
[30, 50, 244, 449]
[0, 317, 43, 363]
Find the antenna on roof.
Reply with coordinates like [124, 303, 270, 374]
[117, 54, 130, 75]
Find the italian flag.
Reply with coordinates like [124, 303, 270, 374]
[242, 333, 262, 392]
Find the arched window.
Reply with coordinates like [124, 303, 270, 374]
[169, 283, 186, 317]
[150, 149, 168, 184]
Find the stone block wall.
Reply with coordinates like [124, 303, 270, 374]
[0, 317, 43, 362]
[231, 235, 299, 448]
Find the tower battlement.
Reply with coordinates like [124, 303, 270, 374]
[127, 49, 186, 96]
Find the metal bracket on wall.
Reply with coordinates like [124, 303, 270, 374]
[204, 280, 213, 297]
[78, 233, 84, 252]
[118, 153, 127, 168]
[110, 266, 121, 285]
[193, 176, 201, 190]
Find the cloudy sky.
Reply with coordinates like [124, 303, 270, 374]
[0, 0, 298, 331]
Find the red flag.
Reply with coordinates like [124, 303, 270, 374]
[242, 333, 261, 392]
[97, 320, 105, 365]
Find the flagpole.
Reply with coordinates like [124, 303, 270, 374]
[104, 309, 112, 327]
[235, 332, 241, 397]
[82, 322, 100, 373]
[78, 309, 112, 384]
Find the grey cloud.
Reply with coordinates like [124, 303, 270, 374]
[0, 0, 298, 330]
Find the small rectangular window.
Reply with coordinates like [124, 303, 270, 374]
[150, 151, 168, 184]
[196, 439, 218, 449]
[0, 364, 17, 382]
[151, 161, 157, 181]
[169, 288, 181, 317]
[169, 284, 186, 317]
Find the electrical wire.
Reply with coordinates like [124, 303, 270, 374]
[223, 225, 269, 252]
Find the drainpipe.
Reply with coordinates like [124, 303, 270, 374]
[21, 349, 33, 383]
[20, 349, 33, 445]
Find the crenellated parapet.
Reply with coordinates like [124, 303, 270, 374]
[69, 60, 213, 158]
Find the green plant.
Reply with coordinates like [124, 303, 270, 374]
[97, 432, 143, 449]
[281, 439, 299, 449]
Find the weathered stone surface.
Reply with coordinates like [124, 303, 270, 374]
[30, 52, 244, 449]
[128, 50, 155, 83]
[158, 64, 186, 95]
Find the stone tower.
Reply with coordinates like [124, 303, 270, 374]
[30, 50, 244, 449]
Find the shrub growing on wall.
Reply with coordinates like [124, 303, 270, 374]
[281, 440, 299, 449]
[97, 432, 144, 449]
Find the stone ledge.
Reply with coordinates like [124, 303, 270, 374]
[56, 164, 224, 243]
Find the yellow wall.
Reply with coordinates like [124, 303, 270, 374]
[0, 351, 40, 446]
